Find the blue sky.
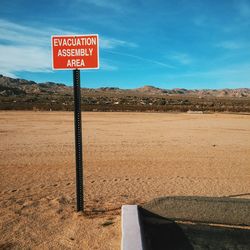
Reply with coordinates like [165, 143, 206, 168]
[1, 0, 250, 89]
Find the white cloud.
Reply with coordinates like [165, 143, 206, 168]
[100, 62, 118, 71]
[193, 16, 207, 27]
[77, 0, 127, 12]
[0, 18, 134, 76]
[0, 19, 53, 76]
[216, 41, 245, 50]
[0, 45, 51, 75]
[106, 50, 175, 69]
[169, 52, 193, 65]
[100, 37, 137, 49]
[0, 19, 73, 46]
[163, 63, 250, 85]
[1, 72, 18, 78]
[236, 0, 250, 18]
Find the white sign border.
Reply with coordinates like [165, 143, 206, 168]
[51, 34, 100, 70]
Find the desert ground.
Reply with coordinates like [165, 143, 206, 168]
[0, 111, 250, 249]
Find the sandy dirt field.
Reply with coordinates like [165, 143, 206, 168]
[0, 111, 250, 249]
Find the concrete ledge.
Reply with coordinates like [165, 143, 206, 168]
[121, 205, 143, 250]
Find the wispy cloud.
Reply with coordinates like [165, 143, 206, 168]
[0, 19, 73, 46]
[99, 37, 137, 49]
[236, 0, 250, 18]
[105, 50, 175, 69]
[0, 19, 53, 76]
[168, 52, 193, 65]
[193, 15, 207, 27]
[0, 18, 134, 76]
[0, 19, 47, 46]
[100, 61, 118, 71]
[0, 45, 51, 77]
[215, 40, 247, 50]
[77, 0, 127, 12]
[180, 67, 250, 78]
[163, 63, 250, 86]
[75, 0, 129, 12]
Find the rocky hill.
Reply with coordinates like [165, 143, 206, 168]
[0, 74, 250, 112]
[134, 85, 250, 98]
[1, 75, 250, 98]
[0, 75, 71, 96]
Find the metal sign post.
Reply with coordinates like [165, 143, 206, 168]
[51, 34, 99, 213]
[73, 69, 83, 212]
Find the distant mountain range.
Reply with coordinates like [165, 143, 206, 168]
[134, 85, 250, 98]
[1, 74, 249, 98]
[1, 74, 250, 112]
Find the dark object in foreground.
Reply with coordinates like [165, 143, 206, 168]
[139, 196, 250, 250]
[73, 69, 84, 212]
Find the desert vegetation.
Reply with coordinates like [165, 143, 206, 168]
[1, 75, 250, 112]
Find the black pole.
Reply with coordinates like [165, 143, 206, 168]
[73, 69, 84, 212]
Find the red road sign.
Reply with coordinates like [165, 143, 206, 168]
[51, 34, 99, 70]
